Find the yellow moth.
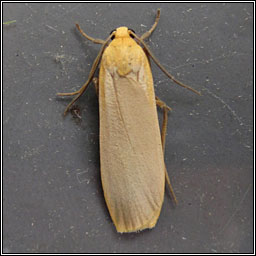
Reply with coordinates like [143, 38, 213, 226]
[57, 9, 200, 233]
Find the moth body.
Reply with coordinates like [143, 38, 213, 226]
[99, 26, 165, 233]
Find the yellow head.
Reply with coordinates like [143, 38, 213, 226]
[111, 27, 135, 39]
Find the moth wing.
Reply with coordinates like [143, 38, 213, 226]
[99, 58, 165, 233]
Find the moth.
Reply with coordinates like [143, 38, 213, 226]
[57, 9, 200, 233]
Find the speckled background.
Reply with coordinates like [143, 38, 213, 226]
[3, 2, 253, 253]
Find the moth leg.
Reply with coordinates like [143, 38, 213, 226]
[140, 9, 160, 40]
[155, 96, 171, 112]
[155, 96, 171, 151]
[57, 75, 96, 115]
[156, 96, 178, 205]
[76, 24, 105, 44]
[56, 35, 113, 115]
[57, 90, 80, 96]
[92, 77, 99, 97]
[57, 84, 90, 116]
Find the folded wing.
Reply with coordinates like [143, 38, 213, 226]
[99, 56, 165, 233]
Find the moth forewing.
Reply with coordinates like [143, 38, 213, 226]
[99, 32, 165, 232]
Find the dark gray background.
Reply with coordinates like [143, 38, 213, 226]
[3, 2, 253, 253]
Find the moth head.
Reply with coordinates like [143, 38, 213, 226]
[110, 27, 136, 39]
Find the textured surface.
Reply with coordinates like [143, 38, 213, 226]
[3, 2, 253, 253]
